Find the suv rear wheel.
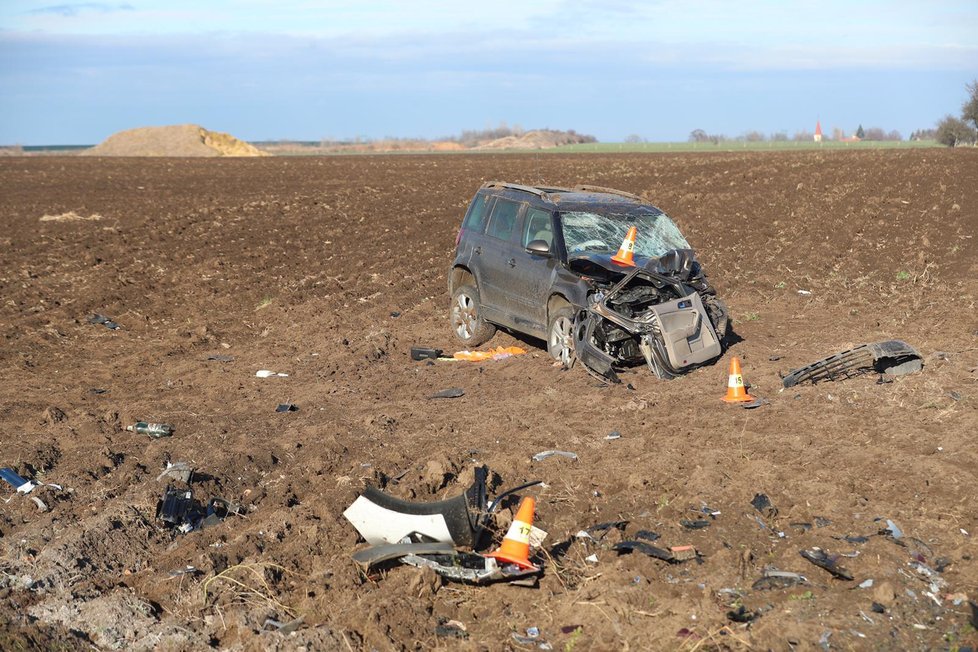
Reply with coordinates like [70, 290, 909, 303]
[451, 284, 496, 346]
[547, 306, 576, 368]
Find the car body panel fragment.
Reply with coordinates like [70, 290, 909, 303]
[343, 466, 489, 547]
[782, 340, 923, 388]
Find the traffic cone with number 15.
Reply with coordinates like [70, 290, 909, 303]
[722, 356, 756, 403]
[486, 497, 539, 570]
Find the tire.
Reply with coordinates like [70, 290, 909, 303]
[450, 284, 496, 347]
[547, 305, 577, 368]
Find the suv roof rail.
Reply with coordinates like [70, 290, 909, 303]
[482, 181, 548, 197]
[572, 185, 643, 201]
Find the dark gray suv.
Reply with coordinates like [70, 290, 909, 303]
[449, 182, 728, 382]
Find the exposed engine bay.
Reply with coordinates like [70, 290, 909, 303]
[569, 249, 728, 382]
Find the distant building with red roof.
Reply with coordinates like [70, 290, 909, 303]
[814, 120, 823, 143]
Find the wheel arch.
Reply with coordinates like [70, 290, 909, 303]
[449, 266, 475, 295]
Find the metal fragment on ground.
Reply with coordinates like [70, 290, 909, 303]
[400, 552, 541, 584]
[156, 461, 194, 484]
[351, 542, 456, 568]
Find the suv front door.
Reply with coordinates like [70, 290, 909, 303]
[504, 206, 558, 334]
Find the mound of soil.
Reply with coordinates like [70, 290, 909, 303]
[477, 129, 594, 149]
[81, 124, 268, 157]
[0, 150, 976, 650]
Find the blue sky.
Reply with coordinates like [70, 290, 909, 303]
[1, 1, 976, 144]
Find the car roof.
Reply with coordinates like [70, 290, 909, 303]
[480, 181, 651, 211]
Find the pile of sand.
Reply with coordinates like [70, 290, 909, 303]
[476, 129, 594, 150]
[82, 124, 268, 157]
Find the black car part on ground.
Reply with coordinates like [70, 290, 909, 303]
[157, 488, 243, 532]
[573, 249, 727, 382]
[343, 466, 490, 547]
[781, 340, 923, 388]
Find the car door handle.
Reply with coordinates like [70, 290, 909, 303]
[474, 246, 482, 255]
[507, 258, 516, 268]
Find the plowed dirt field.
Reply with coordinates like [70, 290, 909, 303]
[1, 150, 976, 650]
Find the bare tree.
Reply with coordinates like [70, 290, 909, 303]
[886, 130, 902, 141]
[689, 129, 709, 143]
[963, 79, 978, 131]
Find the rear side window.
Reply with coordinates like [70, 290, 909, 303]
[486, 199, 521, 241]
[523, 207, 553, 247]
[462, 193, 491, 232]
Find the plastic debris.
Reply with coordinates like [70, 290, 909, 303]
[256, 370, 288, 377]
[206, 354, 235, 362]
[877, 518, 904, 539]
[87, 313, 120, 330]
[605, 431, 622, 440]
[751, 493, 778, 518]
[263, 617, 304, 634]
[532, 450, 578, 462]
[156, 462, 194, 484]
[428, 387, 465, 399]
[31, 496, 48, 512]
[800, 547, 853, 580]
[858, 579, 874, 589]
[275, 403, 299, 412]
[612, 540, 677, 563]
[752, 569, 808, 590]
[727, 605, 758, 623]
[0, 467, 36, 494]
[411, 347, 444, 361]
[635, 530, 660, 542]
[157, 488, 242, 533]
[435, 621, 468, 638]
[453, 346, 526, 362]
[680, 519, 711, 530]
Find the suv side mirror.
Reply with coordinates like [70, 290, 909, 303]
[526, 239, 551, 255]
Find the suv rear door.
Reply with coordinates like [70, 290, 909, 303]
[476, 197, 524, 323]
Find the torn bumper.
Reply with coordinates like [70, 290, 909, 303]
[781, 340, 923, 387]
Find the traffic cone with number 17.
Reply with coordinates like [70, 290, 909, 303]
[722, 356, 756, 403]
[486, 497, 539, 570]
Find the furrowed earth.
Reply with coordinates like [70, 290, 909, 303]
[1, 150, 976, 650]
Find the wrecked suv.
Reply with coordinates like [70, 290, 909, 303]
[449, 182, 728, 382]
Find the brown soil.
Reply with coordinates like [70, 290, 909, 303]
[476, 129, 594, 150]
[81, 124, 268, 157]
[1, 150, 976, 650]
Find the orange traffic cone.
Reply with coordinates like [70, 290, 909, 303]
[722, 356, 756, 403]
[611, 226, 637, 266]
[486, 497, 539, 570]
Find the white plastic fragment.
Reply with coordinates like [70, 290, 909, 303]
[31, 496, 48, 512]
[256, 370, 289, 378]
[585, 554, 598, 563]
[858, 579, 874, 589]
[532, 450, 578, 462]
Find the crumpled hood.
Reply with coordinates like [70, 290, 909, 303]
[567, 248, 699, 282]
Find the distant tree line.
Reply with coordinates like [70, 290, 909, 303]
[934, 80, 978, 147]
[449, 122, 596, 147]
[687, 127, 902, 143]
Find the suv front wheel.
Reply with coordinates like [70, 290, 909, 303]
[451, 284, 496, 347]
[547, 306, 577, 368]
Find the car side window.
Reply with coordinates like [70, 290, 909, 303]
[462, 193, 491, 233]
[485, 198, 521, 242]
[523, 207, 553, 248]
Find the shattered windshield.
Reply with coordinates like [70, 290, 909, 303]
[560, 206, 690, 258]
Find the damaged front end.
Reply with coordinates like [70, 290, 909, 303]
[572, 249, 728, 382]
